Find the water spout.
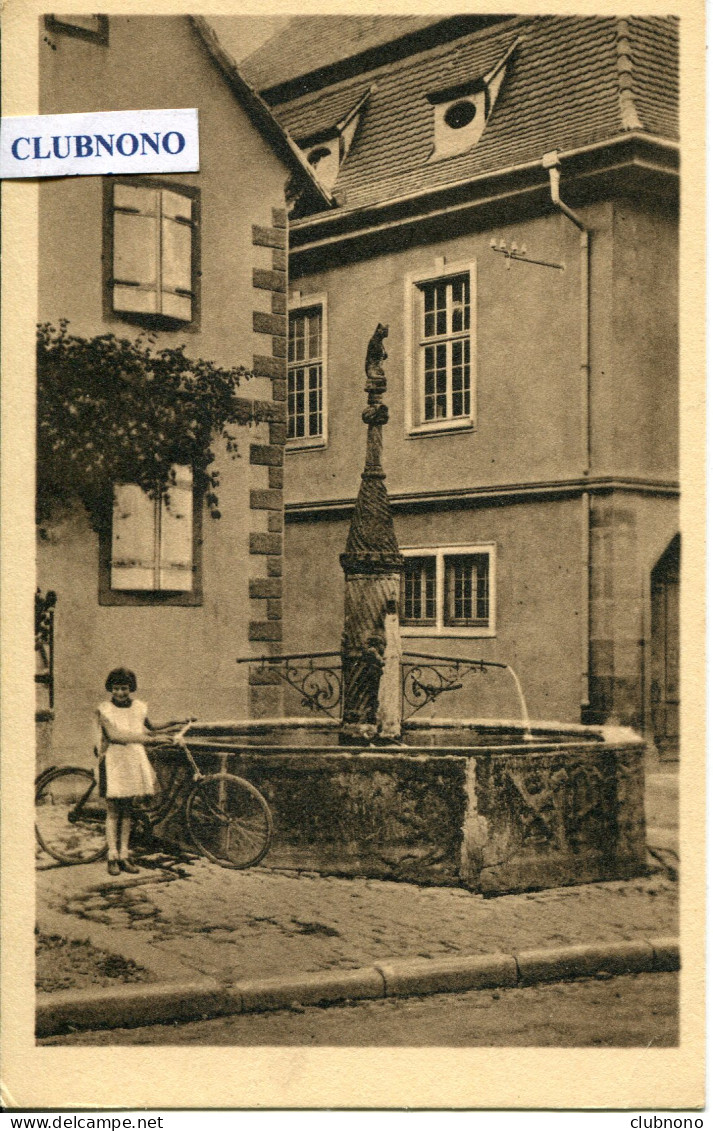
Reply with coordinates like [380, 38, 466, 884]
[504, 664, 534, 741]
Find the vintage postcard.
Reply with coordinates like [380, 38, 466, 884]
[0, 0, 705, 1111]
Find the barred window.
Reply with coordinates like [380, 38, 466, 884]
[401, 545, 494, 635]
[288, 303, 325, 444]
[402, 556, 437, 625]
[444, 553, 490, 626]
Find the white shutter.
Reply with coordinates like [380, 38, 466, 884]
[158, 465, 194, 591]
[111, 483, 158, 590]
[113, 184, 159, 315]
[160, 191, 193, 322]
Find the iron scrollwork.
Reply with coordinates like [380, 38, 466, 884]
[249, 653, 343, 719]
[401, 655, 496, 718]
[240, 651, 508, 723]
[284, 661, 342, 717]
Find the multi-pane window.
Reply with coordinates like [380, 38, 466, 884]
[401, 546, 494, 635]
[110, 466, 195, 593]
[444, 553, 490, 627]
[107, 180, 199, 327]
[403, 557, 437, 625]
[419, 273, 471, 422]
[288, 305, 324, 443]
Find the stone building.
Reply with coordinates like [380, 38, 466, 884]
[241, 15, 680, 758]
[36, 15, 329, 766]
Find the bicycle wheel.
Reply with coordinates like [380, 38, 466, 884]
[185, 772, 273, 869]
[35, 767, 107, 864]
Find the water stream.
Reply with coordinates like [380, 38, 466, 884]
[504, 664, 534, 741]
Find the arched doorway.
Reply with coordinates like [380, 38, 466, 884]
[650, 535, 679, 761]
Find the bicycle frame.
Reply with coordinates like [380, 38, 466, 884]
[138, 722, 208, 828]
[36, 721, 274, 870]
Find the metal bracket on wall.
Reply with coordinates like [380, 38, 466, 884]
[490, 239, 564, 271]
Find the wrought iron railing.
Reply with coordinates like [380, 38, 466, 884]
[238, 652, 343, 718]
[237, 651, 509, 722]
[400, 653, 508, 719]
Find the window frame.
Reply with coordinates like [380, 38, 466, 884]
[103, 176, 201, 332]
[99, 472, 203, 607]
[400, 544, 495, 638]
[404, 259, 476, 437]
[286, 292, 328, 452]
[44, 14, 109, 45]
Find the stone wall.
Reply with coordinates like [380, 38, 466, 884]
[166, 738, 646, 894]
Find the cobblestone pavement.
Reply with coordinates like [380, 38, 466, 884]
[37, 847, 678, 985]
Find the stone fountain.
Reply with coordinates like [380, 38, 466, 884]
[191, 327, 648, 894]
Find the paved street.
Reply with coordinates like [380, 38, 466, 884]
[35, 769, 679, 1048]
[38, 851, 677, 987]
[39, 971, 678, 1046]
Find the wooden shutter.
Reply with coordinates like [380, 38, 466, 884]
[112, 184, 160, 315]
[112, 185, 194, 323]
[111, 483, 158, 590]
[160, 191, 194, 322]
[158, 466, 194, 591]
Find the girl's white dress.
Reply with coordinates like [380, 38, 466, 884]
[96, 699, 158, 799]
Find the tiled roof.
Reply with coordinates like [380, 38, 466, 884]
[286, 84, 373, 143]
[627, 17, 679, 139]
[267, 15, 678, 215]
[240, 16, 441, 93]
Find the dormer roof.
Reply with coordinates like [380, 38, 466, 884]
[253, 15, 677, 218]
[426, 38, 519, 161]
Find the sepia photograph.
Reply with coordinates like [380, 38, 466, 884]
[0, 0, 705, 1113]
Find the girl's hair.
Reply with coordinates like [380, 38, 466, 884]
[105, 667, 137, 693]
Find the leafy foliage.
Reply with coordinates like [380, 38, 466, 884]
[37, 322, 262, 530]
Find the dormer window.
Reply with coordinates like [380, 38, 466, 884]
[444, 101, 477, 130]
[298, 87, 371, 194]
[428, 39, 519, 162]
[305, 140, 340, 191]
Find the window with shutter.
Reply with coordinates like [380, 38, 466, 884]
[101, 465, 201, 606]
[106, 179, 199, 329]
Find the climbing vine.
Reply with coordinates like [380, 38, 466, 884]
[37, 321, 263, 531]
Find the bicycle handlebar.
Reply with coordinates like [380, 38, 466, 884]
[152, 717, 197, 747]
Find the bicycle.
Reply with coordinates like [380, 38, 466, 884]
[34, 721, 273, 870]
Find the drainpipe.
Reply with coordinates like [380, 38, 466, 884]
[542, 151, 591, 714]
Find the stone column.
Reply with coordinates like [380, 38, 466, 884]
[587, 499, 643, 729]
[340, 325, 404, 744]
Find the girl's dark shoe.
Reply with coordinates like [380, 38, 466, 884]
[119, 858, 140, 873]
[107, 859, 121, 876]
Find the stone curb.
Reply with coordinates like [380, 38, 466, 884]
[36, 936, 680, 1038]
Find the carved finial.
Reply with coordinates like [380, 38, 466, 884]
[363, 323, 389, 425]
[365, 322, 388, 384]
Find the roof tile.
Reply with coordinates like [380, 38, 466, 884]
[267, 15, 677, 214]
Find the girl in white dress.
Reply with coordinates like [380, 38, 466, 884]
[97, 668, 190, 875]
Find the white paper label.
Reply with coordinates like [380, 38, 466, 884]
[0, 109, 199, 179]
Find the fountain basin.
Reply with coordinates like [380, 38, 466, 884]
[175, 720, 646, 894]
